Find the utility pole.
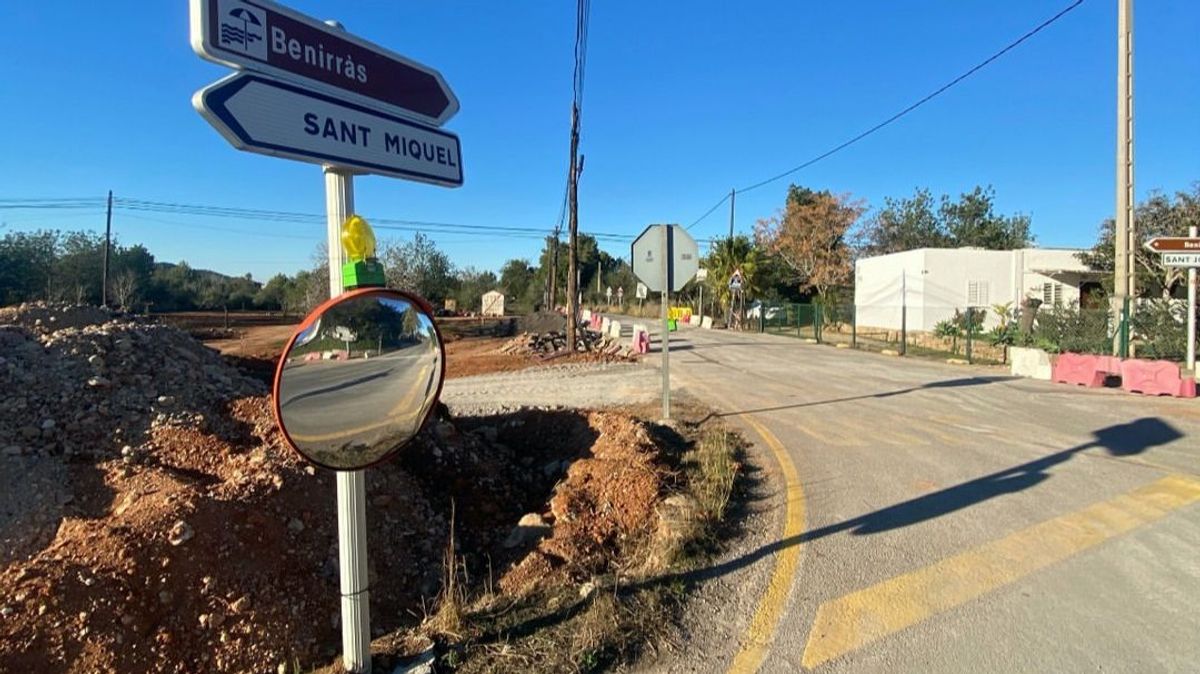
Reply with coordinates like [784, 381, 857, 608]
[728, 188, 736, 240]
[597, 257, 602, 297]
[548, 232, 559, 310]
[101, 190, 113, 308]
[566, 103, 581, 351]
[1114, 0, 1135, 356]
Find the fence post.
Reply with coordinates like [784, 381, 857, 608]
[900, 303, 907, 356]
[815, 303, 823, 343]
[1119, 297, 1131, 359]
[796, 304, 801, 338]
[851, 305, 857, 349]
[965, 306, 973, 364]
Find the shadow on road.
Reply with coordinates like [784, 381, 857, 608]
[697, 375, 1018, 422]
[665, 416, 1181, 586]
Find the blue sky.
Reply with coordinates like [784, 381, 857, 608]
[1, 1, 1197, 281]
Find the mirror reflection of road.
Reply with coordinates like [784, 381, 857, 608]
[280, 346, 439, 451]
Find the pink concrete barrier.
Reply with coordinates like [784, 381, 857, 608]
[1052, 353, 1106, 388]
[1120, 359, 1197, 398]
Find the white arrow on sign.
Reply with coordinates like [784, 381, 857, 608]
[194, 72, 463, 187]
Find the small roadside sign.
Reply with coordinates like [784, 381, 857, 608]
[729, 270, 743, 291]
[606, 286, 613, 302]
[636, 283, 648, 300]
[1162, 253, 1200, 269]
[190, 0, 459, 126]
[1144, 237, 1200, 253]
[194, 73, 463, 187]
[617, 286, 624, 301]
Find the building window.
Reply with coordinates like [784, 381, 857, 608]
[967, 280, 989, 307]
[1042, 282, 1063, 307]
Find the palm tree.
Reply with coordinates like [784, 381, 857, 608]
[702, 235, 761, 322]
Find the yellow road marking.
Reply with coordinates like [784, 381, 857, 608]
[726, 414, 807, 674]
[801, 474, 1200, 669]
[793, 421, 864, 448]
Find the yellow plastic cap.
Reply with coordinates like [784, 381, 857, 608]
[341, 214, 377, 262]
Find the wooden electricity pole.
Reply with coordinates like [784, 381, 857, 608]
[566, 104, 581, 351]
[101, 190, 113, 308]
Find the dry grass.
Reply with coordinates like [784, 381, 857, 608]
[688, 428, 741, 524]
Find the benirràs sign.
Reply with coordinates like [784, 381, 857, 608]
[190, 0, 459, 126]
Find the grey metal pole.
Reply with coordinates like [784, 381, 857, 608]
[661, 225, 672, 420]
[325, 166, 371, 674]
[1189, 225, 1197, 374]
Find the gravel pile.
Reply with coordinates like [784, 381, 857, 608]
[499, 330, 636, 358]
[0, 303, 265, 459]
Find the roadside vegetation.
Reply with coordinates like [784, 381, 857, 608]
[364, 402, 748, 674]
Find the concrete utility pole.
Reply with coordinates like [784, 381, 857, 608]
[1114, 0, 1135, 355]
[101, 190, 113, 308]
[566, 104, 581, 351]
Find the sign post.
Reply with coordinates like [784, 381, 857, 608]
[1189, 227, 1198, 375]
[325, 167, 373, 672]
[191, 3, 462, 670]
[1145, 235, 1200, 376]
[631, 224, 699, 420]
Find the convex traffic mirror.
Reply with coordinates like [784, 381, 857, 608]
[273, 288, 445, 470]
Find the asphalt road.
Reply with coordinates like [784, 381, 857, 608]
[278, 347, 439, 460]
[635, 320, 1200, 673]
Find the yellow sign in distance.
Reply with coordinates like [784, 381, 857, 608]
[341, 214, 377, 262]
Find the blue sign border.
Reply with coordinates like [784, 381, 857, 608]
[198, 73, 463, 187]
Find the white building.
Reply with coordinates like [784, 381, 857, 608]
[854, 247, 1102, 332]
[481, 290, 505, 317]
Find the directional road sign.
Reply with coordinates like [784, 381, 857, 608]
[190, 0, 459, 126]
[1145, 237, 1200, 253]
[631, 224, 699, 293]
[194, 73, 464, 187]
[1161, 253, 1200, 269]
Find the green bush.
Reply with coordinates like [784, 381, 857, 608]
[1132, 300, 1187, 361]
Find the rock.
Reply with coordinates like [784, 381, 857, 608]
[40, 419, 56, 431]
[230, 595, 250, 613]
[503, 513, 551, 549]
[19, 426, 40, 441]
[158, 590, 173, 605]
[392, 647, 436, 674]
[156, 395, 175, 405]
[167, 521, 194, 546]
[287, 518, 305, 534]
[2, 446, 22, 457]
[86, 376, 111, 388]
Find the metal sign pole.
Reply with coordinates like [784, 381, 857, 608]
[662, 225, 673, 420]
[325, 167, 372, 674]
[1189, 225, 1198, 374]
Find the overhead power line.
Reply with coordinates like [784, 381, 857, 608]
[686, 0, 1087, 230]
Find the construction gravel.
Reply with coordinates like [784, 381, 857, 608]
[440, 361, 664, 415]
